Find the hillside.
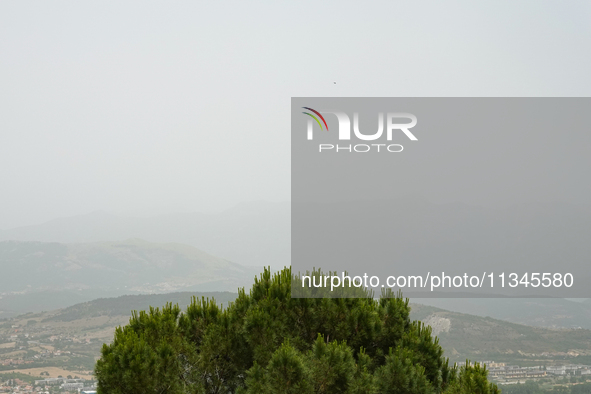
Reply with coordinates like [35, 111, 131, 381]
[43, 292, 239, 322]
[417, 297, 591, 330]
[410, 303, 591, 363]
[0, 292, 240, 377]
[2, 200, 591, 292]
[0, 239, 259, 317]
[2, 292, 591, 380]
[0, 201, 291, 268]
[2, 200, 591, 328]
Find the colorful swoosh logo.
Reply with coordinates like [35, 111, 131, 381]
[302, 107, 329, 131]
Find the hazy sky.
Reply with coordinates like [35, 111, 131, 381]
[1, 1, 591, 230]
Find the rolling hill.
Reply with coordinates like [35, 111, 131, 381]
[417, 297, 591, 330]
[410, 303, 591, 363]
[0, 239, 259, 317]
[2, 200, 591, 330]
[0, 201, 291, 268]
[3, 292, 591, 371]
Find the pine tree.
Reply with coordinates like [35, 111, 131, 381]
[95, 267, 500, 394]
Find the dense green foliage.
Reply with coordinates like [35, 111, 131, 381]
[0, 371, 40, 384]
[95, 267, 499, 393]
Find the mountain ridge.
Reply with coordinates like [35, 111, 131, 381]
[0, 239, 260, 317]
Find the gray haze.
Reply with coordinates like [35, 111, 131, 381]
[2, 1, 591, 230]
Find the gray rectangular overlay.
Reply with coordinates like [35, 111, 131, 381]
[292, 98, 591, 298]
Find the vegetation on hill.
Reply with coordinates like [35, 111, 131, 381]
[44, 292, 238, 322]
[411, 304, 591, 362]
[415, 298, 591, 330]
[0, 371, 39, 384]
[94, 267, 499, 393]
[3, 290, 589, 379]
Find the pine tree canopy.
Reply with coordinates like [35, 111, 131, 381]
[94, 267, 500, 394]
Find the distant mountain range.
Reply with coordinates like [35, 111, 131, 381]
[1, 199, 590, 287]
[1, 200, 591, 330]
[0, 201, 291, 268]
[0, 239, 259, 318]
